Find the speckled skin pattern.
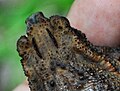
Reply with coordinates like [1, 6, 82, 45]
[17, 12, 120, 91]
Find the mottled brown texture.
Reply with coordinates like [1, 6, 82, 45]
[17, 12, 120, 91]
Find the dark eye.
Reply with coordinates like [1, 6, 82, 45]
[50, 80, 56, 87]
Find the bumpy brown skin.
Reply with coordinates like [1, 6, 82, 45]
[17, 12, 120, 91]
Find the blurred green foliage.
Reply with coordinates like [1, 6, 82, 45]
[0, 0, 73, 91]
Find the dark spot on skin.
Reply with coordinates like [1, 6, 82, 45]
[23, 52, 26, 55]
[60, 63, 66, 69]
[58, 26, 63, 29]
[64, 83, 67, 85]
[56, 62, 60, 66]
[40, 68, 43, 71]
[50, 61, 56, 71]
[50, 80, 56, 87]
[30, 27, 33, 30]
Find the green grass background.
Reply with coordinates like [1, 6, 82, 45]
[0, 0, 74, 91]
